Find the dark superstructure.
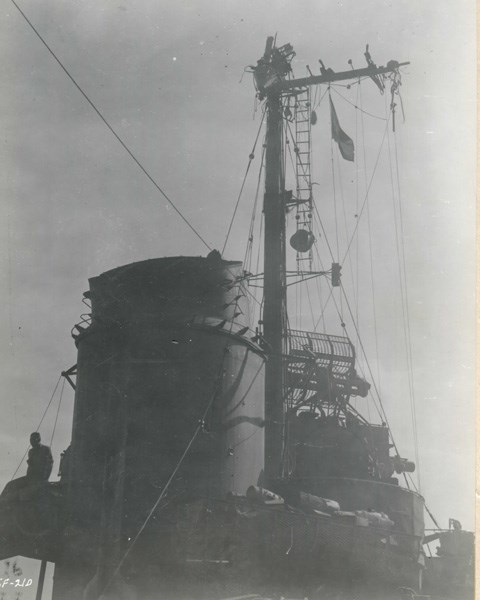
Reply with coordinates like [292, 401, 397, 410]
[57, 255, 266, 597]
[0, 37, 473, 600]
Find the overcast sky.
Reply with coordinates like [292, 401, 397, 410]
[0, 1, 476, 596]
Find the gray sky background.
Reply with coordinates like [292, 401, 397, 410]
[0, 0, 476, 596]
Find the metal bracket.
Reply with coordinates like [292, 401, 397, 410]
[61, 364, 77, 391]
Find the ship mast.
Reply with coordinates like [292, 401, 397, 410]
[254, 37, 409, 487]
[263, 91, 287, 485]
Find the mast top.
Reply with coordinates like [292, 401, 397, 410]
[251, 36, 409, 99]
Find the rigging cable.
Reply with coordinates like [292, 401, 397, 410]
[285, 120, 337, 287]
[340, 116, 390, 266]
[308, 186, 329, 332]
[313, 262, 327, 333]
[287, 108, 337, 266]
[10, 0, 212, 253]
[222, 107, 266, 255]
[307, 88, 385, 427]
[385, 101, 422, 492]
[328, 91, 341, 263]
[311, 237, 335, 332]
[285, 121, 307, 329]
[253, 214, 265, 320]
[12, 0, 264, 336]
[404, 472, 441, 528]
[330, 147, 341, 264]
[101, 347, 236, 596]
[331, 86, 388, 121]
[299, 75, 415, 492]
[243, 144, 266, 273]
[312, 84, 319, 115]
[49, 377, 66, 448]
[354, 81, 361, 348]
[223, 125, 266, 332]
[311, 236, 387, 425]
[333, 128, 358, 326]
[329, 77, 369, 89]
[335, 147, 357, 291]
[285, 123, 304, 327]
[303, 278, 316, 331]
[10, 374, 62, 480]
[104, 414, 205, 592]
[306, 104, 335, 333]
[313, 86, 330, 111]
[339, 285, 408, 473]
[359, 83, 382, 392]
[424, 502, 441, 530]
[312, 214, 399, 441]
[312, 194, 335, 262]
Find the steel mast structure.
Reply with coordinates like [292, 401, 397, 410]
[253, 37, 409, 487]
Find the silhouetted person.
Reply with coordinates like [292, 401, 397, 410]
[26, 432, 53, 481]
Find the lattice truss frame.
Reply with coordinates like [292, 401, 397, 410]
[285, 330, 370, 412]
